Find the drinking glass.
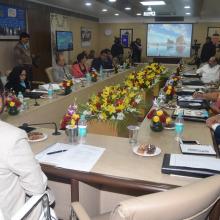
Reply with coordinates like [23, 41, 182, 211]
[66, 125, 78, 145]
[127, 125, 140, 144]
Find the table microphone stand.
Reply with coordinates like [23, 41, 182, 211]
[21, 122, 61, 135]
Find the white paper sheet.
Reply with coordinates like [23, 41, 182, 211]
[170, 154, 220, 171]
[180, 144, 216, 155]
[35, 143, 105, 172]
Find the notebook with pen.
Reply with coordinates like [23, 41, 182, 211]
[161, 154, 220, 178]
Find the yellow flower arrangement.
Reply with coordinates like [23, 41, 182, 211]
[82, 85, 142, 121]
[124, 63, 165, 90]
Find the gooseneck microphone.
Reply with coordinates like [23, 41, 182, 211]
[20, 122, 61, 136]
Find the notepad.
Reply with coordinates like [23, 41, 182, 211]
[161, 154, 220, 178]
[36, 143, 105, 172]
[180, 144, 216, 156]
[170, 154, 220, 171]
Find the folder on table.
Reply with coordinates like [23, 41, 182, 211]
[161, 154, 220, 178]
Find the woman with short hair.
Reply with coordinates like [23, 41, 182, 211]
[71, 52, 88, 78]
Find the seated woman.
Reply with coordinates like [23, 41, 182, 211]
[52, 53, 72, 83]
[71, 53, 88, 78]
[0, 78, 48, 219]
[5, 66, 31, 94]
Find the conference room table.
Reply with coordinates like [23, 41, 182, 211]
[2, 64, 177, 128]
[30, 114, 219, 219]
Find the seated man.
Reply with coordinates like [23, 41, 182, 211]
[196, 57, 220, 84]
[52, 53, 72, 83]
[206, 114, 220, 144]
[0, 79, 49, 219]
[103, 48, 113, 69]
[91, 50, 110, 71]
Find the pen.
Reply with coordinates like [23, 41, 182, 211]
[47, 150, 67, 155]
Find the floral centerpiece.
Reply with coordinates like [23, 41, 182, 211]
[61, 79, 73, 95]
[80, 85, 142, 137]
[60, 103, 80, 130]
[90, 69, 98, 82]
[5, 95, 21, 115]
[147, 109, 170, 132]
[163, 84, 175, 103]
[124, 63, 166, 90]
[82, 85, 142, 121]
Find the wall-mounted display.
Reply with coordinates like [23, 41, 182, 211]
[147, 23, 193, 58]
[56, 31, 73, 51]
[0, 4, 26, 40]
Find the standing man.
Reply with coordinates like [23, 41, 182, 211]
[130, 38, 142, 63]
[111, 37, 124, 64]
[14, 32, 33, 81]
[200, 37, 216, 63]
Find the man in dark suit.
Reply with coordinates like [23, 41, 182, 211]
[200, 37, 216, 63]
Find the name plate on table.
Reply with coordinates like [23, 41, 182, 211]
[177, 96, 209, 109]
[182, 79, 204, 86]
[172, 108, 209, 122]
[182, 72, 200, 78]
[162, 154, 220, 178]
[180, 143, 216, 156]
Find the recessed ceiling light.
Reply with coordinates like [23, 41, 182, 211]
[109, 0, 117, 2]
[85, 2, 92, 6]
[140, 1, 166, 6]
[147, 6, 152, 11]
[185, 12, 191, 15]
[102, 9, 108, 12]
[184, 5, 191, 9]
[114, 13, 119, 16]
[125, 7, 131, 10]
[136, 13, 142, 16]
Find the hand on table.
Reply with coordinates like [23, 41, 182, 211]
[193, 92, 204, 99]
[206, 115, 220, 128]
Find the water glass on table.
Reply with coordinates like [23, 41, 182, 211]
[127, 125, 140, 144]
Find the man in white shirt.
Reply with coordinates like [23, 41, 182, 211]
[196, 57, 220, 84]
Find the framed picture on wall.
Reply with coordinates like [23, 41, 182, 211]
[0, 4, 26, 40]
[120, 29, 133, 48]
[207, 27, 220, 46]
[81, 27, 92, 47]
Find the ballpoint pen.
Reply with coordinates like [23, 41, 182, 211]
[47, 150, 67, 155]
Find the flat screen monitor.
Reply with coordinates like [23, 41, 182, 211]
[56, 31, 73, 51]
[147, 23, 193, 58]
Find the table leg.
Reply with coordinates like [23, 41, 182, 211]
[71, 179, 79, 202]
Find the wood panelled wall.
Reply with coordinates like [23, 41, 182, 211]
[0, 0, 98, 82]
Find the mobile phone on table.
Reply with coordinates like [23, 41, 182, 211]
[180, 140, 200, 144]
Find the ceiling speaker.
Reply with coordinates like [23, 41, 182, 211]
[155, 16, 184, 22]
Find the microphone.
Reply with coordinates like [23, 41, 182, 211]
[20, 122, 61, 136]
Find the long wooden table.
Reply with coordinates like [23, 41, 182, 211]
[2, 68, 136, 127]
[30, 114, 215, 196]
